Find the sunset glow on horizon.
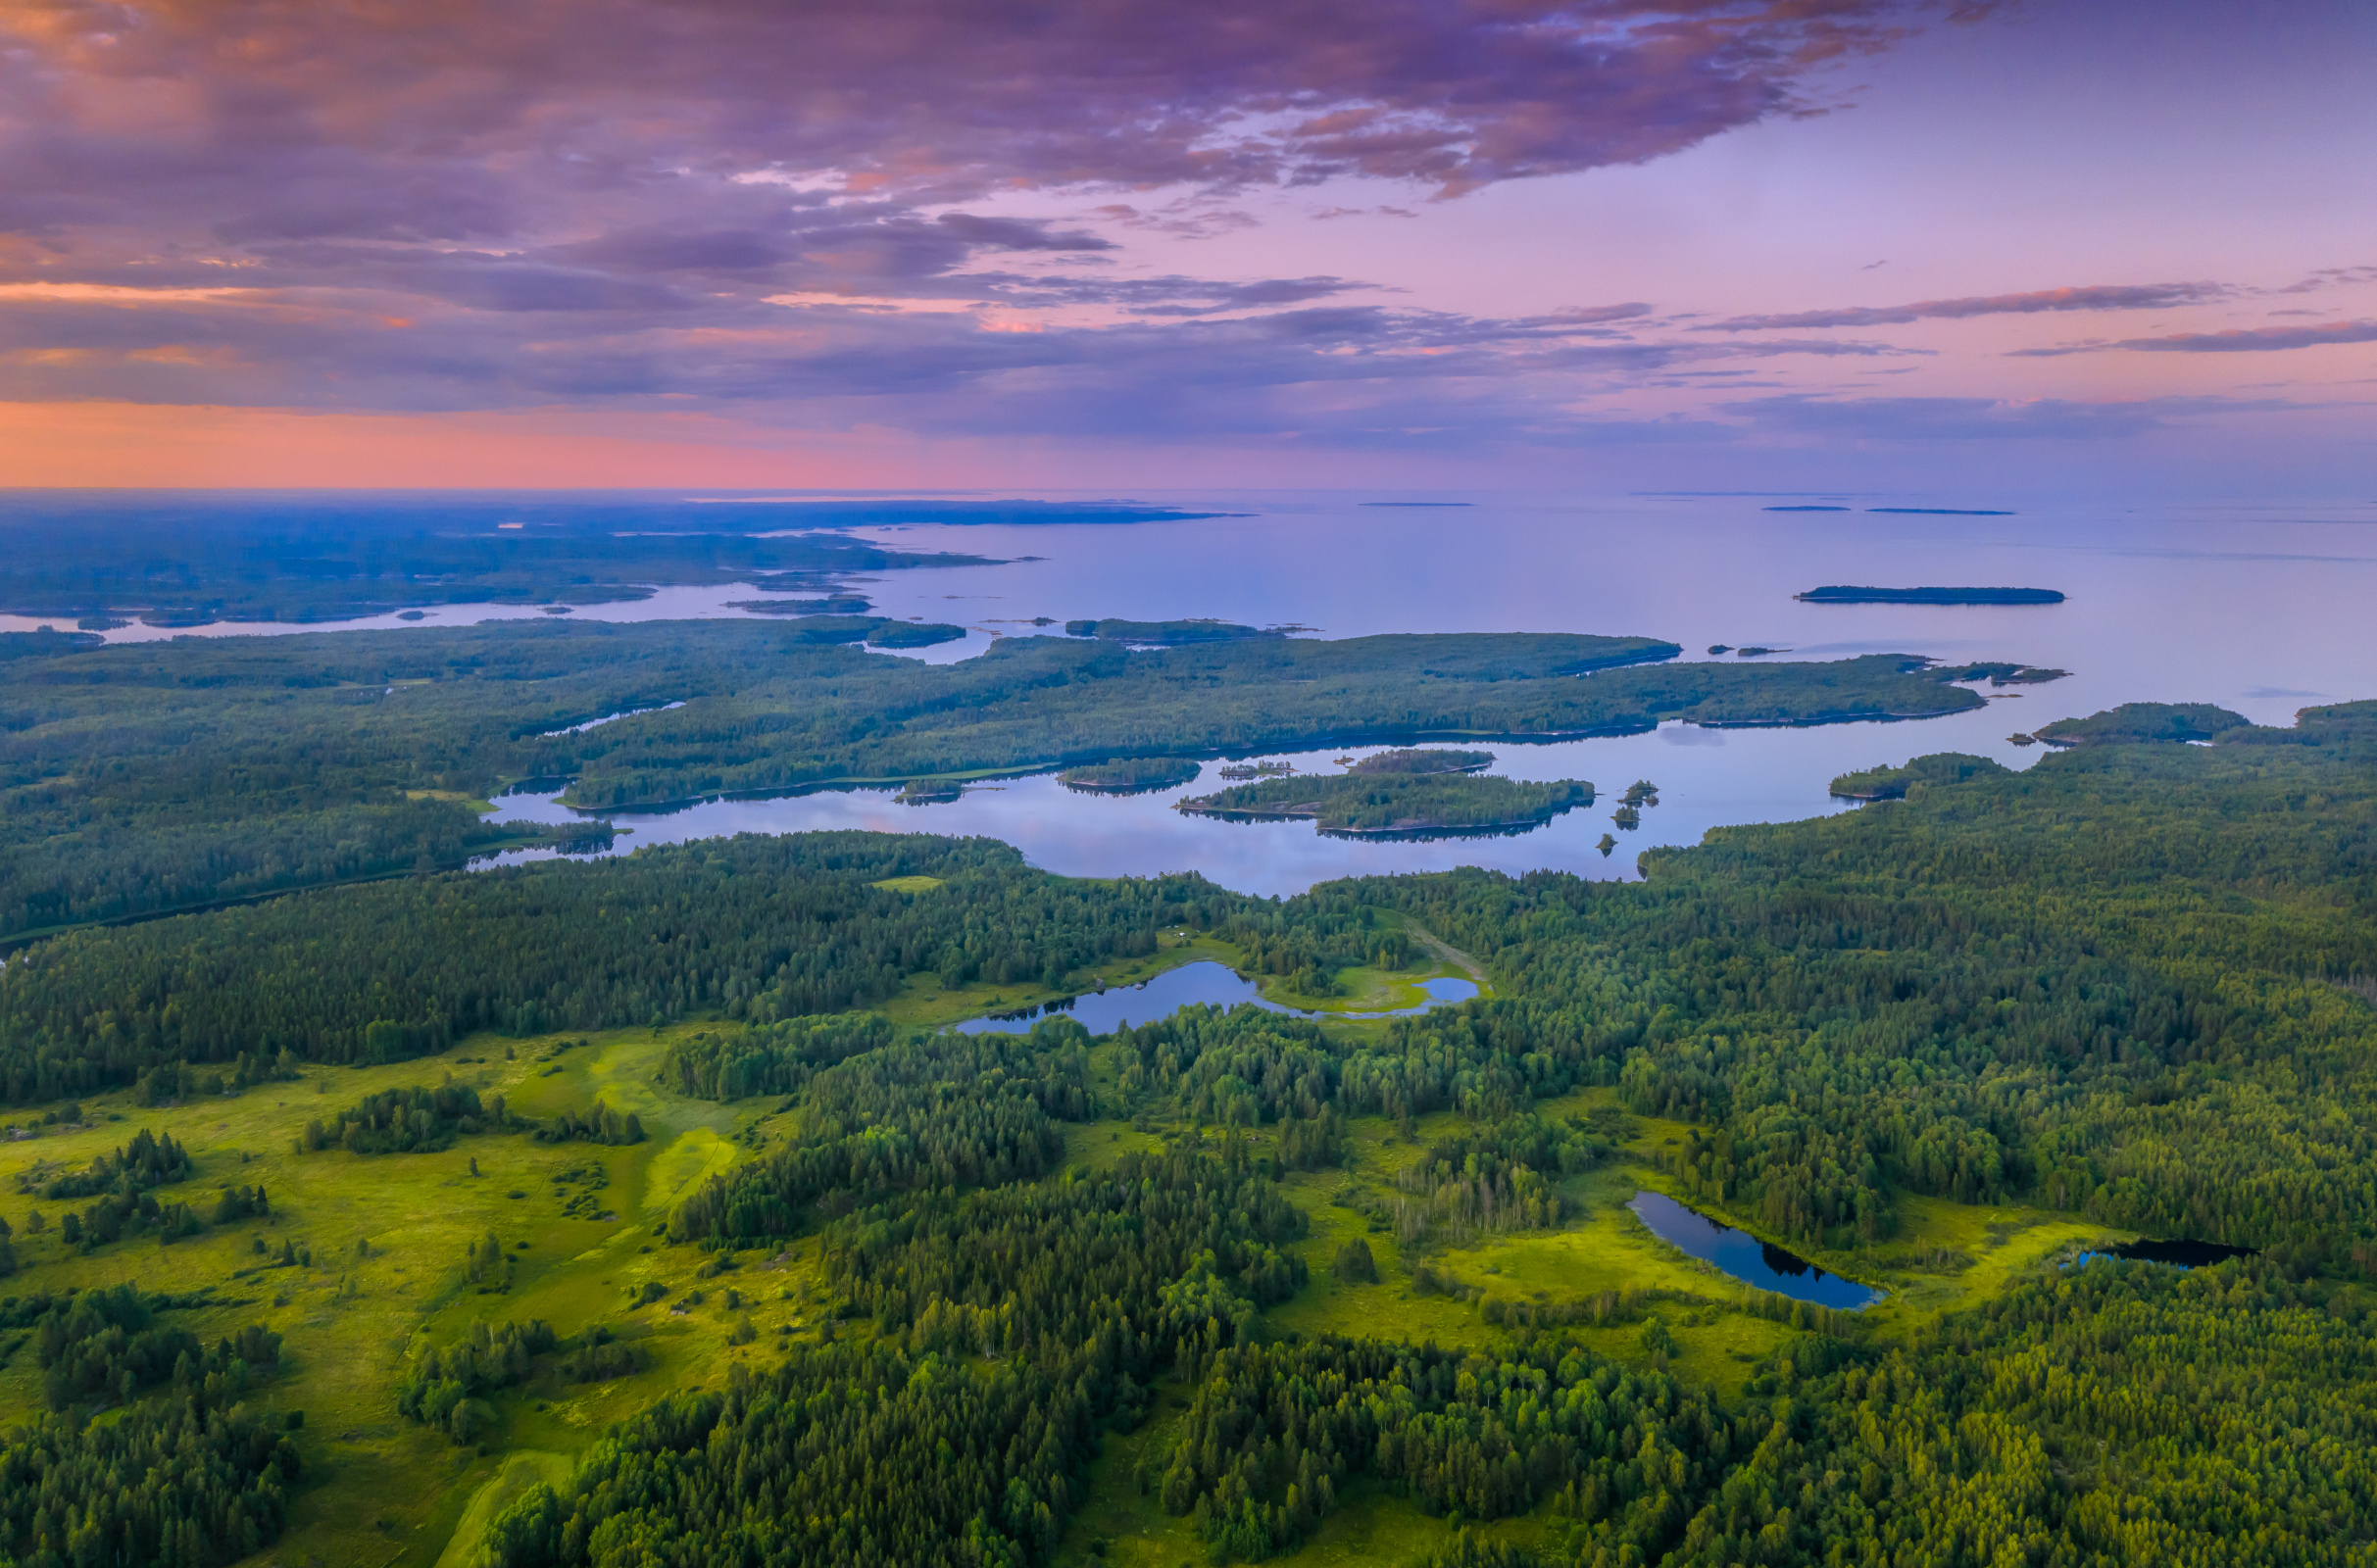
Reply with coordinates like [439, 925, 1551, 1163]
[1, 0, 2371, 493]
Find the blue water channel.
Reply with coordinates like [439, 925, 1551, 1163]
[2074, 1239, 2255, 1270]
[1627, 1191, 1884, 1309]
[954, 959, 1476, 1035]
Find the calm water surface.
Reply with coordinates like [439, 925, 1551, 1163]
[1627, 1191, 1884, 1309]
[951, 960, 1476, 1035]
[2074, 1239, 2256, 1270]
[18, 489, 2359, 894]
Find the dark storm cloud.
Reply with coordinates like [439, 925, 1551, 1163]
[1695, 282, 2232, 331]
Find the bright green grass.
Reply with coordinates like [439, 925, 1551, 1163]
[868, 874, 945, 894]
[0, 1003, 2131, 1568]
[0, 1021, 845, 1568]
[435, 1449, 572, 1568]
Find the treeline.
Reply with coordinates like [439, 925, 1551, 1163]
[661, 1012, 900, 1101]
[32, 1283, 283, 1411]
[26, 1127, 192, 1200]
[1141, 1335, 1729, 1562]
[0, 615, 2019, 939]
[486, 1142, 1310, 1568]
[0, 1397, 302, 1568]
[671, 1020, 1097, 1244]
[397, 1318, 632, 1445]
[299, 1082, 517, 1153]
[533, 1102, 645, 1146]
[1656, 1258, 2377, 1568]
[0, 835, 1229, 1103]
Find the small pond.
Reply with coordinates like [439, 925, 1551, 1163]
[1627, 1190, 1884, 1309]
[2076, 1238, 2255, 1270]
[954, 960, 1476, 1035]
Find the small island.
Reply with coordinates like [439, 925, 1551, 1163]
[710, 612, 967, 648]
[1179, 754, 1593, 839]
[895, 778, 965, 804]
[1797, 586, 2065, 605]
[1057, 758, 1203, 795]
[727, 593, 873, 615]
[1064, 617, 1288, 645]
[1348, 747, 1493, 775]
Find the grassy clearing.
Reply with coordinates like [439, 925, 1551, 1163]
[0, 1019, 842, 1568]
[0, 989, 2133, 1568]
[434, 1450, 573, 1568]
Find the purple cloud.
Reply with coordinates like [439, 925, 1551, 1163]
[1695, 282, 2232, 331]
[0, 0, 2005, 446]
[2008, 320, 2377, 356]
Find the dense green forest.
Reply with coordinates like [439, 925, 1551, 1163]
[0, 621, 2026, 939]
[3, 683, 2374, 1567]
[0, 834, 1231, 1101]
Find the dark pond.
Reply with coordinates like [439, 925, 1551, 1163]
[2078, 1238, 2256, 1269]
[953, 959, 1476, 1035]
[1626, 1190, 1884, 1309]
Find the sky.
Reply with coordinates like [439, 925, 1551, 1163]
[0, 0, 2371, 493]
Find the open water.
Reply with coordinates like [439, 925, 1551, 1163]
[950, 960, 1477, 1035]
[1626, 1191, 1885, 1309]
[11, 489, 2370, 893]
[444, 489, 2377, 893]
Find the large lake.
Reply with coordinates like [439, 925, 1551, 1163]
[452, 491, 2375, 893]
[13, 490, 2367, 894]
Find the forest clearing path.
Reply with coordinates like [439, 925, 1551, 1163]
[1405, 921, 1490, 987]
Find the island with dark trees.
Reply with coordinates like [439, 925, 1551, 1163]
[1179, 752, 1593, 837]
[1063, 617, 1290, 644]
[1057, 758, 1205, 794]
[1796, 585, 2065, 605]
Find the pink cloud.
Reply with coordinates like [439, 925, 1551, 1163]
[1695, 282, 2232, 331]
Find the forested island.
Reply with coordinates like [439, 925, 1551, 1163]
[1058, 758, 1205, 793]
[1063, 617, 1288, 644]
[1348, 747, 1495, 774]
[1179, 759, 1593, 837]
[0, 695, 2372, 1566]
[0, 623, 2038, 941]
[1795, 585, 2066, 605]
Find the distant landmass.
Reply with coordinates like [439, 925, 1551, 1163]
[1797, 586, 2065, 605]
[1065, 617, 1288, 644]
[1865, 508, 2015, 515]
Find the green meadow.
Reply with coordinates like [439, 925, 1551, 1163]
[0, 980, 2120, 1568]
